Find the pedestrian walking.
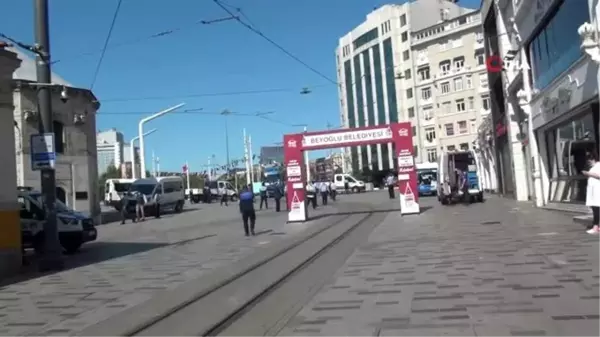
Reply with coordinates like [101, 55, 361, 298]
[220, 185, 228, 206]
[274, 182, 283, 212]
[135, 191, 146, 222]
[120, 193, 134, 225]
[329, 180, 337, 201]
[582, 150, 600, 234]
[238, 186, 256, 237]
[306, 181, 317, 209]
[344, 180, 350, 194]
[320, 181, 329, 205]
[386, 173, 395, 199]
[259, 182, 269, 210]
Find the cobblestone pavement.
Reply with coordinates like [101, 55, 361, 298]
[281, 196, 600, 336]
[0, 195, 355, 336]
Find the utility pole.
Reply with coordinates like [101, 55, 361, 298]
[221, 109, 232, 179]
[34, 0, 63, 271]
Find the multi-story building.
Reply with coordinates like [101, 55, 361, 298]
[336, 0, 479, 174]
[122, 142, 140, 178]
[409, 9, 489, 164]
[96, 128, 124, 176]
[481, 0, 597, 209]
[11, 47, 100, 220]
[259, 145, 284, 165]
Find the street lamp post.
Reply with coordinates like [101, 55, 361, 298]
[130, 128, 157, 180]
[139, 103, 185, 178]
[221, 109, 232, 179]
[293, 124, 310, 182]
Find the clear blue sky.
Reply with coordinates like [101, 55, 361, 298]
[3, 0, 480, 172]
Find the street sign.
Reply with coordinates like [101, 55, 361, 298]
[30, 133, 56, 171]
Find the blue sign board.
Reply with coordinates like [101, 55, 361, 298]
[30, 133, 56, 171]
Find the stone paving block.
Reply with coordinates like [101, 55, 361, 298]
[280, 196, 600, 336]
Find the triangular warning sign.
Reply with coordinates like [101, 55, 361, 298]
[291, 191, 300, 204]
[404, 183, 414, 196]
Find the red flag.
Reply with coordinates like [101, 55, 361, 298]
[182, 164, 188, 173]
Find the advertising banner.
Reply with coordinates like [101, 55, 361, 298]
[283, 134, 307, 222]
[390, 123, 420, 215]
[302, 126, 393, 149]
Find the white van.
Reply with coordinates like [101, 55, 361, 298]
[437, 150, 484, 204]
[124, 176, 186, 217]
[333, 173, 365, 193]
[19, 189, 97, 254]
[104, 178, 134, 210]
[208, 180, 238, 201]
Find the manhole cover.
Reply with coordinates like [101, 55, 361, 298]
[481, 221, 501, 225]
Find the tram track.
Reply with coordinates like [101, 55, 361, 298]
[130, 207, 385, 336]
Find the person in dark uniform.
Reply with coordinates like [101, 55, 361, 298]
[273, 182, 283, 212]
[386, 174, 395, 199]
[344, 180, 350, 194]
[120, 193, 134, 225]
[239, 186, 256, 236]
[259, 182, 268, 210]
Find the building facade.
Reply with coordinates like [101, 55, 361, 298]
[410, 9, 489, 165]
[336, 0, 478, 174]
[96, 128, 125, 176]
[0, 44, 22, 278]
[11, 48, 101, 221]
[482, 0, 598, 207]
[260, 145, 284, 165]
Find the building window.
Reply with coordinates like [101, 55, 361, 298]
[421, 87, 432, 100]
[456, 99, 466, 112]
[468, 96, 474, 110]
[406, 88, 413, 99]
[479, 73, 488, 88]
[418, 67, 430, 81]
[425, 127, 436, 142]
[439, 60, 451, 75]
[353, 28, 379, 50]
[481, 95, 490, 110]
[442, 101, 451, 114]
[453, 56, 465, 71]
[528, 0, 589, 90]
[404, 69, 411, 79]
[460, 143, 469, 150]
[412, 126, 417, 136]
[426, 148, 437, 162]
[445, 123, 455, 136]
[476, 52, 485, 66]
[470, 118, 477, 133]
[53, 121, 65, 154]
[453, 77, 463, 91]
[401, 31, 408, 42]
[447, 145, 456, 151]
[400, 14, 407, 26]
[423, 107, 433, 120]
[440, 81, 450, 94]
[458, 120, 468, 134]
[408, 107, 415, 118]
[466, 75, 473, 88]
[403, 50, 410, 60]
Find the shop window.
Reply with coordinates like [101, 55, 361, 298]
[547, 112, 598, 203]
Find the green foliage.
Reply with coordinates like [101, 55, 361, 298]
[98, 164, 121, 198]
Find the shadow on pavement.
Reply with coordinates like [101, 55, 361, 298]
[307, 205, 433, 222]
[99, 207, 201, 225]
[1, 241, 168, 288]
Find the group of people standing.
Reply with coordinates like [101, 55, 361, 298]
[305, 181, 337, 209]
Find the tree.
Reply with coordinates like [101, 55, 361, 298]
[98, 164, 121, 199]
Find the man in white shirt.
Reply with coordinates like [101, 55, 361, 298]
[319, 182, 329, 205]
[386, 174, 395, 199]
[306, 182, 317, 209]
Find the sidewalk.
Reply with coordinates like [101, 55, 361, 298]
[281, 196, 600, 336]
[0, 200, 342, 336]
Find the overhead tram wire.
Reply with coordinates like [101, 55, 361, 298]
[89, 0, 124, 91]
[212, 0, 338, 86]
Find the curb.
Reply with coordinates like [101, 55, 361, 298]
[79, 202, 363, 336]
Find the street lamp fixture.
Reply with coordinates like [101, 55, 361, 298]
[300, 87, 311, 95]
[139, 103, 185, 178]
[130, 128, 157, 179]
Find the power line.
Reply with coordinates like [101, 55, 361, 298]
[89, 0, 123, 90]
[212, 0, 338, 85]
[96, 109, 299, 126]
[99, 84, 330, 102]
